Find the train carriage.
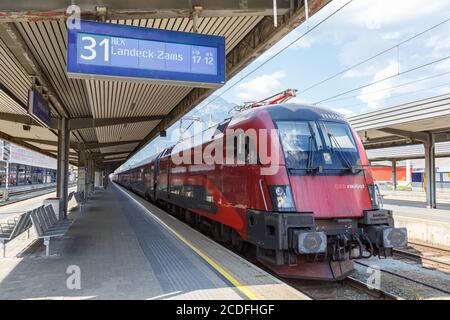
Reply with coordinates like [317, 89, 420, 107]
[115, 102, 407, 280]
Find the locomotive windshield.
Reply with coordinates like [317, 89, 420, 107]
[276, 120, 361, 174]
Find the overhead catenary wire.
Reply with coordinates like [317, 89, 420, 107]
[313, 55, 450, 105]
[331, 79, 450, 111]
[189, 0, 354, 118]
[320, 70, 450, 104]
[190, 8, 450, 125]
[300, 17, 450, 95]
[155, 2, 449, 155]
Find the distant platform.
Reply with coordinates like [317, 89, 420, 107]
[384, 199, 450, 249]
[0, 183, 308, 300]
[381, 190, 450, 205]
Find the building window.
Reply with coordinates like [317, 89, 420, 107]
[9, 164, 17, 186]
[18, 165, 26, 185]
[25, 166, 32, 184]
[0, 162, 6, 187]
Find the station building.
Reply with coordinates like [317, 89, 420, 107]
[0, 140, 57, 187]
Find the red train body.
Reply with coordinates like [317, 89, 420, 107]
[115, 104, 407, 280]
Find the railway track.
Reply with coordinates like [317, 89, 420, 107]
[354, 260, 450, 298]
[215, 235, 448, 300]
[344, 276, 401, 300]
[284, 275, 401, 300]
[0, 186, 56, 206]
[138, 192, 447, 300]
[0, 183, 76, 205]
[220, 240, 401, 300]
[0, 185, 52, 198]
[393, 241, 450, 272]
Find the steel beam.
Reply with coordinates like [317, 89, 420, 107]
[41, 149, 78, 157]
[77, 149, 86, 196]
[0, 112, 164, 131]
[0, 130, 58, 159]
[0, 112, 59, 129]
[0, 0, 293, 22]
[363, 139, 422, 150]
[376, 128, 429, 143]
[93, 151, 132, 157]
[81, 140, 141, 150]
[0, 23, 68, 118]
[0, 81, 28, 111]
[432, 131, 450, 143]
[85, 153, 93, 195]
[103, 157, 127, 163]
[127, 0, 330, 160]
[362, 129, 450, 150]
[68, 115, 165, 130]
[0, 132, 79, 167]
[391, 160, 397, 191]
[56, 117, 70, 218]
[424, 134, 437, 209]
[6, 136, 78, 149]
[368, 153, 450, 162]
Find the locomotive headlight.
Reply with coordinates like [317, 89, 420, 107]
[368, 184, 380, 209]
[297, 231, 327, 254]
[275, 186, 284, 196]
[268, 185, 295, 212]
[383, 227, 408, 248]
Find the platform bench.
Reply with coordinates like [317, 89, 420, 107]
[73, 191, 86, 212]
[30, 205, 74, 256]
[0, 210, 33, 258]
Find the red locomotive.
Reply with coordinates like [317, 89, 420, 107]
[115, 90, 407, 280]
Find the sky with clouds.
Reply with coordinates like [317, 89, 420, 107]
[119, 0, 450, 170]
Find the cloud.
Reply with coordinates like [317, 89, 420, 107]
[254, 33, 316, 64]
[199, 102, 222, 114]
[346, 0, 450, 30]
[382, 31, 405, 41]
[330, 0, 450, 69]
[425, 35, 450, 59]
[433, 84, 450, 95]
[235, 71, 286, 102]
[332, 108, 354, 116]
[341, 65, 381, 79]
[434, 59, 450, 72]
[357, 60, 399, 109]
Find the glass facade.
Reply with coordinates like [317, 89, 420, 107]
[9, 164, 17, 186]
[0, 162, 56, 187]
[0, 162, 5, 187]
[18, 164, 26, 185]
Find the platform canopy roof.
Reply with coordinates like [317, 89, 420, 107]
[348, 93, 450, 151]
[365, 142, 450, 162]
[0, 0, 330, 169]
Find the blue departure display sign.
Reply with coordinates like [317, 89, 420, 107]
[67, 21, 225, 87]
[77, 33, 218, 75]
[28, 90, 51, 128]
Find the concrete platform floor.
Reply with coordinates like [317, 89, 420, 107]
[0, 183, 307, 300]
[384, 200, 450, 249]
[385, 199, 450, 223]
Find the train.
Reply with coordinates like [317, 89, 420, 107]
[114, 103, 408, 280]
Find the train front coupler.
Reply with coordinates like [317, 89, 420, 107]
[358, 209, 408, 258]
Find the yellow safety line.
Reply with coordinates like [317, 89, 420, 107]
[161, 224, 258, 300]
[115, 184, 258, 300]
